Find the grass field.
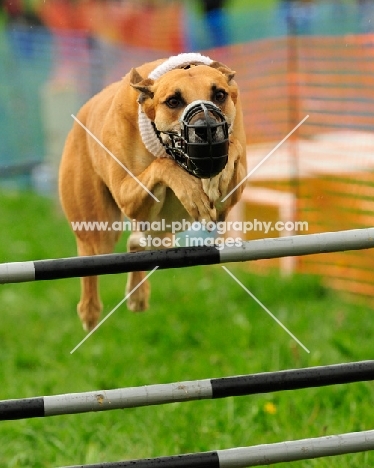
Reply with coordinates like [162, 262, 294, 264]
[0, 189, 373, 467]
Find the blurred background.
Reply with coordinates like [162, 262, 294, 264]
[1, 0, 374, 302]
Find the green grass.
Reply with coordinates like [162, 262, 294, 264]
[0, 190, 373, 467]
[231, 0, 277, 9]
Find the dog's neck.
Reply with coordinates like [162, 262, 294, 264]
[138, 53, 213, 158]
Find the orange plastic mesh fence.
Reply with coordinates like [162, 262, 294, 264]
[214, 34, 374, 301]
[38, 1, 184, 52]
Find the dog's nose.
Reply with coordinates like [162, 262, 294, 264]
[193, 117, 218, 141]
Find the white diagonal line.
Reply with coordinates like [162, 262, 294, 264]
[71, 114, 160, 202]
[221, 114, 309, 203]
[222, 266, 310, 353]
[70, 266, 159, 354]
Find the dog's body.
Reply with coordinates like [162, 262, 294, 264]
[59, 54, 247, 331]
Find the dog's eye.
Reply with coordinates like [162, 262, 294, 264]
[214, 90, 227, 103]
[165, 97, 181, 109]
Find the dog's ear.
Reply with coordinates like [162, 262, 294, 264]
[210, 61, 236, 83]
[130, 68, 155, 101]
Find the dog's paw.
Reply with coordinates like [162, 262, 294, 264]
[77, 299, 102, 332]
[126, 271, 150, 312]
[202, 177, 220, 204]
[127, 294, 149, 312]
[177, 178, 217, 222]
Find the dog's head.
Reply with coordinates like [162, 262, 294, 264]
[130, 62, 238, 179]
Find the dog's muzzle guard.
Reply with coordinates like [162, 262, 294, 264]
[161, 100, 229, 179]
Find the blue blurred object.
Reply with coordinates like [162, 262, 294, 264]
[278, 0, 316, 35]
[0, 25, 52, 188]
[184, 0, 366, 50]
[7, 22, 40, 59]
[201, 0, 229, 48]
[357, 0, 374, 33]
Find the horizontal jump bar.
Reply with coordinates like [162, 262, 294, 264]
[0, 227, 374, 283]
[1, 360, 373, 421]
[60, 428, 374, 467]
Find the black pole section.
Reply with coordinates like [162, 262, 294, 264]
[35, 246, 220, 281]
[0, 397, 44, 421]
[211, 360, 374, 398]
[60, 452, 220, 468]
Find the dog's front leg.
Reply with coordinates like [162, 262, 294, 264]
[107, 157, 217, 223]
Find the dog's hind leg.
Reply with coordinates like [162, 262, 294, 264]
[59, 121, 124, 331]
[76, 240, 103, 332]
[125, 231, 150, 311]
[125, 185, 169, 312]
[125, 231, 173, 312]
[76, 227, 121, 331]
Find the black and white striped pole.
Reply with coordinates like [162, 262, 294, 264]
[60, 429, 374, 467]
[1, 360, 373, 421]
[0, 228, 374, 284]
[61, 430, 374, 468]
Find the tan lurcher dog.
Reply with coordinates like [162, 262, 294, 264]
[59, 53, 247, 331]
